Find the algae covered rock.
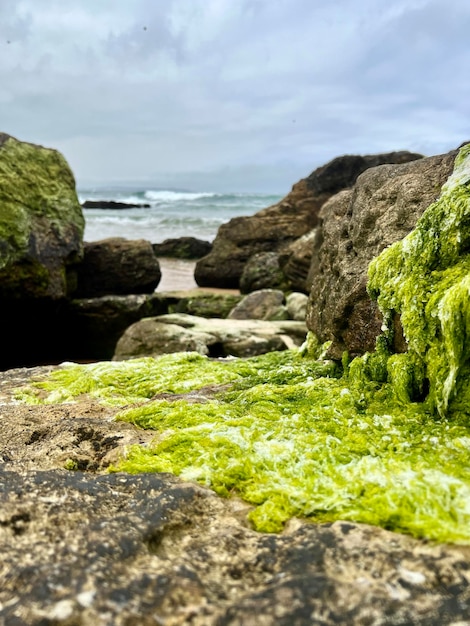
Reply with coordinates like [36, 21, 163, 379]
[368, 143, 470, 417]
[0, 133, 84, 299]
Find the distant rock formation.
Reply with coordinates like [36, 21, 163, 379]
[82, 200, 150, 209]
[194, 151, 424, 289]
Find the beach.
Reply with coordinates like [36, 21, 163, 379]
[155, 257, 198, 291]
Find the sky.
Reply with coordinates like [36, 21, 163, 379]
[0, 0, 469, 193]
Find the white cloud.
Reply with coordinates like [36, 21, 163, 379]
[0, 0, 468, 190]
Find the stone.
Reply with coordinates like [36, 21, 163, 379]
[75, 237, 162, 297]
[167, 290, 243, 318]
[113, 313, 307, 359]
[0, 132, 84, 300]
[239, 251, 289, 294]
[306, 149, 458, 359]
[279, 229, 318, 293]
[0, 365, 470, 625]
[152, 236, 212, 259]
[286, 292, 309, 321]
[81, 200, 150, 209]
[64, 293, 168, 361]
[195, 151, 423, 289]
[228, 289, 289, 321]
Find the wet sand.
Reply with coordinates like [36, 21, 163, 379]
[156, 258, 239, 294]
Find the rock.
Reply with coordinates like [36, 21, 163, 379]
[228, 289, 289, 321]
[166, 290, 243, 318]
[239, 251, 289, 294]
[0, 132, 84, 300]
[64, 293, 168, 361]
[75, 237, 162, 297]
[113, 313, 307, 359]
[286, 292, 309, 321]
[195, 151, 423, 289]
[279, 229, 318, 293]
[153, 236, 213, 259]
[306, 150, 458, 359]
[81, 200, 151, 209]
[1, 366, 470, 625]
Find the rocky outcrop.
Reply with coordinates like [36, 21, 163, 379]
[82, 200, 150, 209]
[279, 229, 319, 293]
[113, 313, 307, 359]
[75, 237, 161, 297]
[0, 133, 84, 300]
[153, 236, 212, 259]
[306, 150, 458, 359]
[1, 366, 470, 625]
[195, 151, 423, 289]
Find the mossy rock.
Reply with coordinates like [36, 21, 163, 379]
[0, 133, 84, 299]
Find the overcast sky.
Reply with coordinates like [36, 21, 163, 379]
[1, 0, 468, 192]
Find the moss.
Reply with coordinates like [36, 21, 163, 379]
[368, 143, 470, 416]
[13, 146, 470, 544]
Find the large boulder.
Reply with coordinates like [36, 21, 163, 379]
[113, 313, 307, 359]
[306, 149, 458, 359]
[194, 152, 423, 289]
[152, 236, 212, 259]
[75, 237, 161, 297]
[239, 251, 289, 294]
[0, 133, 84, 300]
[228, 289, 289, 321]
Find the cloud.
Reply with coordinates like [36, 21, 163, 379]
[0, 0, 468, 190]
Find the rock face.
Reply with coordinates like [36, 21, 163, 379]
[306, 150, 458, 359]
[239, 251, 289, 294]
[195, 151, 423, 289]
[0, 133, 84, 300]
[75, 237, 162, 297]
[113, 313, 307, 359]
[153, 236, 212, 259]
[82, 200, 150, 209]
[1, 366, 470, 625]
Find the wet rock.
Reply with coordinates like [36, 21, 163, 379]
[75, 237, 161, 297]
[153, 236, 212, 259]
[239, 251, 289, 294]
[306, 150, 458, 359]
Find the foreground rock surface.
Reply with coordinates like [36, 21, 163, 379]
[0, 366, 469, 626]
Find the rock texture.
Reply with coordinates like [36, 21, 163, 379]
[1, 366, 470, 625]
[306, 150, 458, 359]
[153, 237, 212, 259]
[75, 237, 162, 297]
[0, 133, 84, 300]
[228, 289, 289, 321]
[239, 251, 289, 294]
[113, 313, 307, 359]
[195, 152, 423, 289]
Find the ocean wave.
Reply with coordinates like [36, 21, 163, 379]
[144, 190, 216, 202]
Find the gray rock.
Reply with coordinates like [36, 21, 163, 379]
[239, 251, 289, 293]
[75, 237, 161, 297]
[279, 229, 318, 293]
[113, 313, 307, 360]
[228, 289, 289, 321]
[152, 236, 212, 259]
[286, 292, 309, 321]
[306, 150, 458, 359]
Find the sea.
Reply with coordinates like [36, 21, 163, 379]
[78, 188, 283, 244]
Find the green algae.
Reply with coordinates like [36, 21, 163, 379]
[368, 143, 470, 416]
[12, 145, 470, 544]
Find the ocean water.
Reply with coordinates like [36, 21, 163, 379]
[78, 188, 283, 244]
